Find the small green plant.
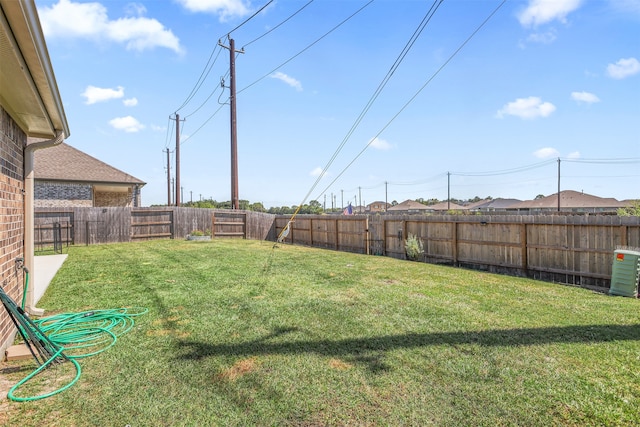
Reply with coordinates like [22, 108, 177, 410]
[405, 233, 424, 261]
[617, 200, 640, 217]
[189, 229, 207, 236]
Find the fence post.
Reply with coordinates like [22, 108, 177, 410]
[365, 217, 370, 255]
[521, 223, 528, 275]
[53, 223, 61, 253]
[452, 221, 458, 264]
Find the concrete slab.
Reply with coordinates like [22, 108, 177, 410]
[33, 254, 68, 304]
[6, 344, 32, 361]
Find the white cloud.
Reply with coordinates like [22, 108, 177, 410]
[369, 137, 392, 151]
[534, 147, 560, 158]
[571, 91, 600, 104]
[496, 96, 556, 119]
[151, 124, 165, 132]
[38, 0, 182, 53]
[177, 0, 250, 21]
[109, 116, 145, 132]
[82, 85, 124, 104]
[526, 30, 557, 44]
[310, 167, 323, 177]
[518, 0, 582, 27]
[567, 151, 581, 159]
[123, 97, 138, 107]
[607, 57, 640, 79]
[310, 167, 328, 177]
[270, 72, 303, 92]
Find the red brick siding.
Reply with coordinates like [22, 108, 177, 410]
[0, 106, 26, 355]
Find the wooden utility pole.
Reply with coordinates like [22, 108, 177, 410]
[557, 157, 561, 212]
[166, 148, 171, 206]
[447, 171, 451, 210]
[219, 37, 244, 210]
[175, 113, 181, 206]
[385, 181, 388, 212]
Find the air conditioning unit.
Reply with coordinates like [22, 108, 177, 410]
[609, 249, 640, 297]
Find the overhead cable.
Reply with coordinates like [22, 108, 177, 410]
[310, 0, 444, 203]
[314, 0, 507, 200]
[242, 0, 315, 49]
[238, 0, 374, 95]
[174, 44, 224, 113]
[219, 0, 275, 40]
[451, 159, 555, 177]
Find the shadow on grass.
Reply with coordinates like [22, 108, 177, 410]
[176, 323, 640, 371]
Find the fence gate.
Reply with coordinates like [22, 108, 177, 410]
[34, 211, 74, 252]
[212, 212, 246, 238]
[131, 210, 174, 241]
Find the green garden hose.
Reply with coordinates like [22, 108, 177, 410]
[6, 306, 147, 401]
[21, 268, 29, 310]
[7, 348, 82, 402]
[34, 307, 147, 359]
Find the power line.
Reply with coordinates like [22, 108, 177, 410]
[238, 0, 374, 95]
[242, 0, 315, 49]
[174, 0, 273, 114]
[562, 157, 640, 164]
[174, 1, 370, 150]
[179, 103, 227, 146]
[174, 44, 224, 113]
[163, 115, 174, 149]
[309, 0, 443, 203]
[314, 0, 507, 200]
[451, 159, 556, 177]
[219, 0, 275, 40]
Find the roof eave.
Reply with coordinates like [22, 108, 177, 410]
[0, 0, 69, 139]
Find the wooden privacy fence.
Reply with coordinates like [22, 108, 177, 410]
[35, 207, 276, 246]
[276, 214, 640, 289]
[34, 208, 640, 289]
[212, 212, 246, 238]
[275, 216, 369, 253]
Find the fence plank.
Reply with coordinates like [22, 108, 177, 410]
[34, 208, 640, 290]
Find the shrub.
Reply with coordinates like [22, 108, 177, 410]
[189, 229, 207, 236]
[617, 200, 640, 217]
[405, 233, 424, 261]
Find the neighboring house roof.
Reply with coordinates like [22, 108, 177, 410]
[367, 201, 389, 211]
[34, 142, 145, 186]
[426, 201, 466, 211]
[388, 200, 467, 211]
[0, 0, 69, 139]
[508, 190, 626, 210]
[388, 200, 430, 211]
[467, 198, 522, 210]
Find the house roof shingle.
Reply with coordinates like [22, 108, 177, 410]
[507, 190, 626, 209]
[33, 142, 145, 186]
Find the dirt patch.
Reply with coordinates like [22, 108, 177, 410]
[216, 357, 259, 381]
[329, 358, 353, 371]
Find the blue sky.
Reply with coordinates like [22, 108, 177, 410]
[36, 0, 639, 208]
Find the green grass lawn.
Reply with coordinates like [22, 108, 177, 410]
[2, 239, 640, 426]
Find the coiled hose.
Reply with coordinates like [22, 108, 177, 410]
[7, 307, 147, 402]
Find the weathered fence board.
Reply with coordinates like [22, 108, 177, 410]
[275, 216, 368, 253]
[212, 212, 246, 238]
[35, 208, 640, 290]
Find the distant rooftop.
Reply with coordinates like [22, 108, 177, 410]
[33, 142, 145, 186]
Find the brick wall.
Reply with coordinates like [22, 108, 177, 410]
[35, 181, 93, 207]
[0, 106, 26, 356]
[35, 181, 136, 207]
[95, 190, 133, 207]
